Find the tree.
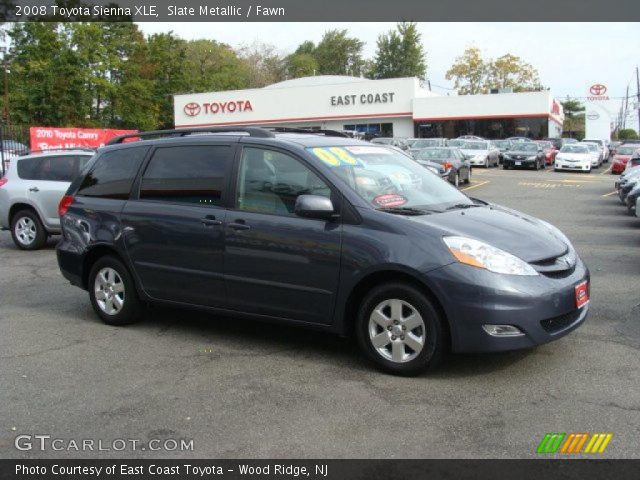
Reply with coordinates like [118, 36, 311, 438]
[285, 52, 319, 78]
[561, 97, 585, 138]
[486, 54, 543, 92]
[183, 39, 250, 93]
[313, 30, 365, 76]
[446, 47, 544, 95]
[238, 42, 286, 88]
[617, 128, 638, 140]
[7, 22, 88, 126]
[371, 22, 426, 79]
[445, 47, 487, 95]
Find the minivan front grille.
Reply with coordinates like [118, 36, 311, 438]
[540, 308, 584, 334]
[530, 250, 576, 276]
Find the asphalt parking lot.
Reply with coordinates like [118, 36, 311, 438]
[1, 165, 639, 459]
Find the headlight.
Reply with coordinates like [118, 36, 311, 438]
[527, 156, 537, 160]
[443, 236, 538, 276]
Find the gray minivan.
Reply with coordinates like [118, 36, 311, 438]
[56, 128, 590, 375]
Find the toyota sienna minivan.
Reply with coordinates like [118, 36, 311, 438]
[56, 127, 590, 375]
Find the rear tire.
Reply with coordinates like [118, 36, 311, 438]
[355, 282, 445, 376]
[88, 256, 143, 326]
[11, 209, 47, 250]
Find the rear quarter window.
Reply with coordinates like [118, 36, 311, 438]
[17, 155, 92, 182]
[76, 146, 148, 199]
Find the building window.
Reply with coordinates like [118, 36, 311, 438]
[415, 117, 549, 140]
[344, 123, 393, 137]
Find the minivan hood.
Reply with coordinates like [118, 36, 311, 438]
[407, 205, 568, 263]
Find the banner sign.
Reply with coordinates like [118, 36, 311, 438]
[29, 127, 137, 151]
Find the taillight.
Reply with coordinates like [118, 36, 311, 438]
[442, 161, 453, 170]
[0, 177, 7, 187]
[58, 195, 74, 217]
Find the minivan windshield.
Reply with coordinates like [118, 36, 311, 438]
[307, 145, 473, 212]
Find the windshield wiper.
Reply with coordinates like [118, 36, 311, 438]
[445, 203, 482, 211]
[376, 206, 436, 216]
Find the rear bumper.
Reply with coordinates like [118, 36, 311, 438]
[56, 239, 85, 289]
[424, 260, 590, 353]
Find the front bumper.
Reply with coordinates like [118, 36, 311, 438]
[424, 259, 590, 353]
[504, 158, 536, 168]
[555, 161, 590, 171]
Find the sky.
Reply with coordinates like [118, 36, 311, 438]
[138, 22, 640, 130]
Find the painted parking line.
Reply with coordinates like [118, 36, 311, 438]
[600, 167, 612, 175]
[602, 191, 618, 197]
[461, 180, 490, 192]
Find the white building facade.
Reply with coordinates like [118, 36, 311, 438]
[174, 76, 564, 139]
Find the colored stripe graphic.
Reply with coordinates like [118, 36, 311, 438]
[537, 433, 566, 453]
[559, 433, 589, 453]
[584, 433, 613, 453]
[538, 433, 613, 454]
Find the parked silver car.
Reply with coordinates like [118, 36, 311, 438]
[0, 150, 94, 249]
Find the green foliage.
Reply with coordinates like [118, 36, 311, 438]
[314, 29, 365, 76]
[446, 47, 543, 95]
[618, 129, 638, 140]
[561, 97, 585, 138]
[372, 22, 426, 79]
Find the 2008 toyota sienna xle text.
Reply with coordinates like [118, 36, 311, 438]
[56, 127, 590, 375]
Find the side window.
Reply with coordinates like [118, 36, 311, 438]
[237, 147, 331, 216]
[77, 147, 147, 199]
[17, 157, 43, 180]
[140, 145, 232, 206]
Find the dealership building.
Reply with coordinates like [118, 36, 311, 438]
[174, 76, 564, 139]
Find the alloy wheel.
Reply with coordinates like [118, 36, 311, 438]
[14, 217, 36, 246]
[368, 299, 426, 363]
[94, 267, 125, 315]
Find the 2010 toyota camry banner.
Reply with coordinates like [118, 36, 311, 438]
[29, 127, 137, 151]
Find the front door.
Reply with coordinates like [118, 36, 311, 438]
[122, 143, 234, 307]
[224, 146, 342, 325]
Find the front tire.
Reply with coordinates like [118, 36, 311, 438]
[355, 283, 445, 376]
[88, 256, 143, 326]
[11, 209, 47, 250]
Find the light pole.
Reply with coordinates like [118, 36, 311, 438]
[0, 46, 8, 126]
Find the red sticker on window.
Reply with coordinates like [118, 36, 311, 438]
[373, 194, 407, 208]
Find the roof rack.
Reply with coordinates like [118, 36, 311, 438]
[106, 126, 275, 145]
[22, 147, 97, 155]
[269, 127, 350, 138]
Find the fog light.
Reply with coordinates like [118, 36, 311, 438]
[482, 324, 525, 337]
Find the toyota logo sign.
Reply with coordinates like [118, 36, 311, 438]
[184, 102, 201, 117]
[589, 84, 607, 96]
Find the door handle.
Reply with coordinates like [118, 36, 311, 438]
[201, 215, 222, 227]
[29, 187, 39, 192]
[228, 219, 250, 231]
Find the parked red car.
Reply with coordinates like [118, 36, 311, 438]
[611, 144, 640, 174]
[535, 140, 557, 165]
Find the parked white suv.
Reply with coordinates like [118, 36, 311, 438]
[0, 150, 94, 249]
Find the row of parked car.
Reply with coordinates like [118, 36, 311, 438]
[614, 149, 640, 217]
[369, 135, 620, 186]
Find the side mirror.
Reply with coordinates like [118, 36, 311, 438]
[294, 195, 336, 220]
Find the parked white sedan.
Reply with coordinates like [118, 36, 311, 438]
[460, 140, 499, 168]
[554, 144, 592, 173]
